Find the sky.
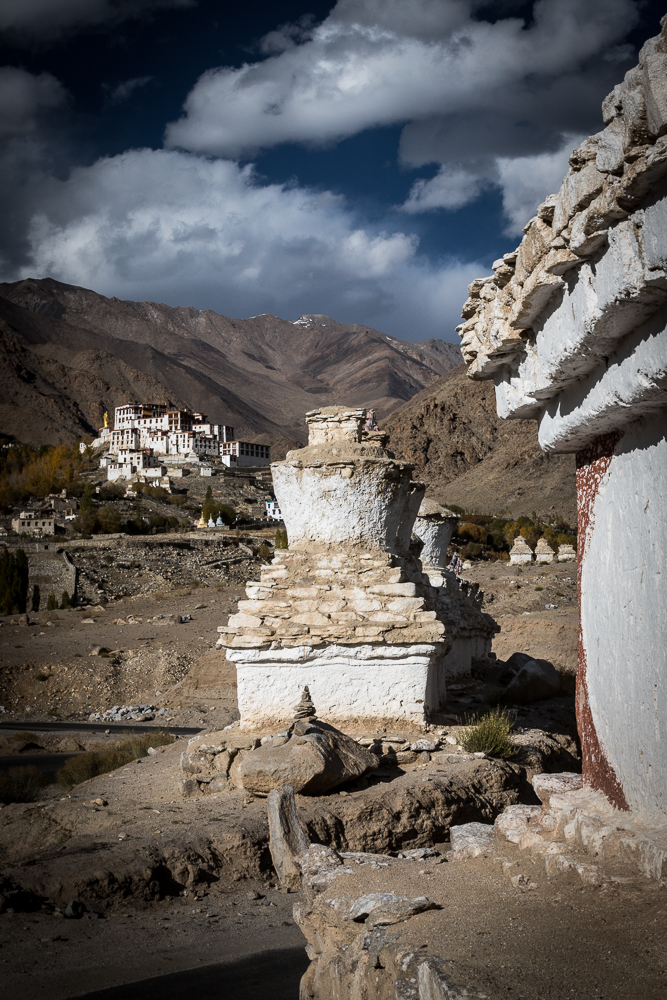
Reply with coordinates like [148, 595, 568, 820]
[0, 0, 664, 343]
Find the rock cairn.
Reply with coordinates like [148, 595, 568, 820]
[218, 406, 498, 729]
[293, 686, 316, 720]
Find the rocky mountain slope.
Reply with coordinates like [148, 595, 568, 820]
[0, 278, 461, 449]
[382, 365, 576, 523]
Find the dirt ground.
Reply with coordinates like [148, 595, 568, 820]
[462, 558, 579, 682]
[0, 580, 249, 726]
[299, 844, 667, 1000]
[3, 557, 641, 1000]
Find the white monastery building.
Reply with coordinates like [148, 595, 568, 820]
[95, 405, 270, 479]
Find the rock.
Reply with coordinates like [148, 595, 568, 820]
[397, 848, 439, 860]
[267, 785, 310, 889]
[238, 721, 378, 796]
[410, 738, 439, 752]
[208, 777, 228, 793]
[17, 614, 30, 626]
[449, 822, 496, 858]
[179, 778, 202, 798]
[349, 892, 439, 927]
[494, 804, 543, 843]
[532, 772, 583, 806]
[501, 658, 561, 703]
[64, 900, 85, 918]
[180, 752, 208, 775]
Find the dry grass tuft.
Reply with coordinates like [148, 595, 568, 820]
[459, 707, 516, 759]
[0, 765, 48, 803]
[56, 731, 174, 787]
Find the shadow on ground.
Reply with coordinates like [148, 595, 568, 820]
[72, 947, 309, 1000]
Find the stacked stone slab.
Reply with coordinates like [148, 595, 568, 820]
[535, 537, 555, 563]
[509, 536, 533, 564]
[413, 498, 497, 677]
[457, 21, 667, 827]
[218, 406, 497, 730]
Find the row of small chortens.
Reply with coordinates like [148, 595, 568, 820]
[509, 536, 575, 564]
[458, 20, 667, 828]
[218, 406, 497, 730]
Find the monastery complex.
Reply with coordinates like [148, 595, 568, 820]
[93, 404, 271, 481]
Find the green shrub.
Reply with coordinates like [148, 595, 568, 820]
[46, 593, 58, 611]
[534, 586, 544, 591]
[31, 584, 40, 612]
[275, 528, 288, 549]
[459, 707, 516, 759]
[56, 731, 174, 787]
[0, 765, 48, 803]
[60, 590, 71, 609]
[97, 506, 121, 533]
[258, 542, 271, 560]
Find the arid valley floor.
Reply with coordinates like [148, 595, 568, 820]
[1, 558, 664, 1000]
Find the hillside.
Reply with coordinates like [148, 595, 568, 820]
[0, 278, 461, 452]
[382, 365, 576, 524]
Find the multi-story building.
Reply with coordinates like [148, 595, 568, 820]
[12, 511, 55, 535]
[98, 403, 269, 479]
[220, 440, 271, 468]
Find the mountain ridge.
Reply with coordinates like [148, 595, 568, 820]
[0, 277, 461, 453]
[381, 365, 577, 524]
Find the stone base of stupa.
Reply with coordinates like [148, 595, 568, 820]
[226, 641, 448, 731]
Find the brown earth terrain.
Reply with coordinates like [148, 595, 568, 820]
[382, 365, 577, 524]
[0, 277, 461, 449]
[2, 565, 660, 1000]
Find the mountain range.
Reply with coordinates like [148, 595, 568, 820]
[382, 365, 576, 524]
[0, 278, 461, 454]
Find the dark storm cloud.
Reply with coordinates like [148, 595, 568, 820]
[0, 0, 194, 43]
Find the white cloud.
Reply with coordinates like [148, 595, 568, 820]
[496, 135, 582, 235]
[20, 146, 476, 340]
[0, 0, 193, 42]
[401, 165, 491, 212]
[166, 0, 637, 159]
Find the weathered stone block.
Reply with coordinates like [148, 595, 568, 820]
[643, 53, 667, 136]
[368, 583, 417, 597]
[386, 597, 425, 614]
[228, 612, 263, 628]
[292, 612, 331, 627]
[552, 161, 605, 235]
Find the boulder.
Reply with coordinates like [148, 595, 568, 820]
[501, 658, 561, 704]
[267, 784, 310, 889]
[238, 720, 378, 796]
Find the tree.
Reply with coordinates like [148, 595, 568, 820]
[31, 584, 40, 612]
[79, 483, 96, 513]
[60, 591, 71, 609]
[275, 528, 288, 549]
[46, 593, 58, 611]
[97, 506, 121, 534]
[0, 549, 29, 614]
